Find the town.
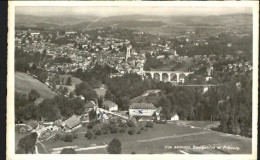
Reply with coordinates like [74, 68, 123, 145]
[14, 11, 253, 154]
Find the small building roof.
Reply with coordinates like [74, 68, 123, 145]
[102, 100, 118, 108]
[64, 115, 81, 129]
[129, 103, 156, 109]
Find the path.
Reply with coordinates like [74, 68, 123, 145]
[137, 131, 211, 143]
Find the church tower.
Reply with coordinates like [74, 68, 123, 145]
[126, 44, 132, 61]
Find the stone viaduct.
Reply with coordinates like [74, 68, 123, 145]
[138, 70, 194, 83]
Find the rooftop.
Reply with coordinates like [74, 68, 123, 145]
[129, 103, 156, 109]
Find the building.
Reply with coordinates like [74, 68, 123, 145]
[84, 101, 98, 112]
[129, 103, 156, 117]
[102, 100, 118, 112]
[126, 44, 132, 61]
[63, 115, 81, 131]
[171, 113, 179, 121]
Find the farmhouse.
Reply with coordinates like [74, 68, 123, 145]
[129, 103, 156, 117]
[102, 100, 118, 112]
[63, 115, 81, 131]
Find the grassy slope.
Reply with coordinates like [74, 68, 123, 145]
[41, 122, 251, 154]
[130, 89, 161, 104]
[15, 72, 57, 99]
[56, 75, 82, 93]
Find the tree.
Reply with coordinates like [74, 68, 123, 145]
[60, 148, 77, 154]
[107, 138, 122, 154]
[89, 109, 97, 121]
[81, 89, 98, 101]
[17, 132, 38, 154]
[61, 87, 69, 95]
[28, 89, 40, 102]
[66, 77, 72, 86]
[37, 99, 61, 121]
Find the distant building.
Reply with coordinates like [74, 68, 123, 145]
[126, 44, 132, 61]
[129, 103, 156, 117]
[102, 100, 118, 112]
[171, 113, 179, 121]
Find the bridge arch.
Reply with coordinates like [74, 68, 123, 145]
[179, 73, 186, 83]
[145, 73, 152, 79]
[170, 73, 177, 82]
[162, 73, 169, 82]
[154, 73, 160, 82]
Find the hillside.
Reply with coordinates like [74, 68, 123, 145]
[15, 72, 57, 99]
[56, 75, 82, 93]
[130, 89, 162, 104]
[15, 13, 252, 30]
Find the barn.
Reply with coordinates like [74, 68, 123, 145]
[129, 103, 156, 117]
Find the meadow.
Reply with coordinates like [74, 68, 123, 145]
[38, 121, 251, 154]
[15, 72, 57, 99]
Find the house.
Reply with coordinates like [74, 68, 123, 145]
[129, 103, 156, 117]
[20, 125, 33, 133]
[171, 113, 179, 121]
[63, 115, 81, 130]
[84, 101, 98, 112]
[102, 100, 118, 112]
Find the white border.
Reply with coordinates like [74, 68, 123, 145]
[7, 1, 259, 160]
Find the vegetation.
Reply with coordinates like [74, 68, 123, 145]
[146, 121, 154, 128]
[60, 148, 77, 154]
[88, 110, 97, 121]
[16, 132, 38, 154]
[85, 131, 93, 140]
[107, 138, 122, 154]
[15, 92, 85, 122]
[128, 128, 136, 135]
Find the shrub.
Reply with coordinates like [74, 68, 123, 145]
[119, 127, 127, 133]
[89, 109, 97, 121]
[85, 131, 93, 140]
[136, 130, 141, 134]
[128, 128, 136, 135]
[87, 121, 96, 129]
[109, 119, 116, 125]
[95, 130, 102, 136]
[146, 121, 154, 128]
[127, 120, 135, 127]
[131, 151, 136, 154]
[95, 119, 101, 124]
[60, 148, 76, 154]
[93, 135, 97, 139]
[119, 122, 127, 128]
[107, 138, 121, 154]
[102, 123, 110, 134]
[110, 125, 118, 134]
[64, 134, 73, 142]
[71, 132, 78, 139]
[140, 126, 145, 130]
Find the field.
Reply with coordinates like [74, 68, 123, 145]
[38, 121, 251, 154]
[15, 72, 57, 99]
[56, 75, 82, 93]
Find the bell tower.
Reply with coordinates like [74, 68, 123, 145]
[126, 45, 132, 61]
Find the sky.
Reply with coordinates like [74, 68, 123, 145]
[16, 6, 252, 17]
